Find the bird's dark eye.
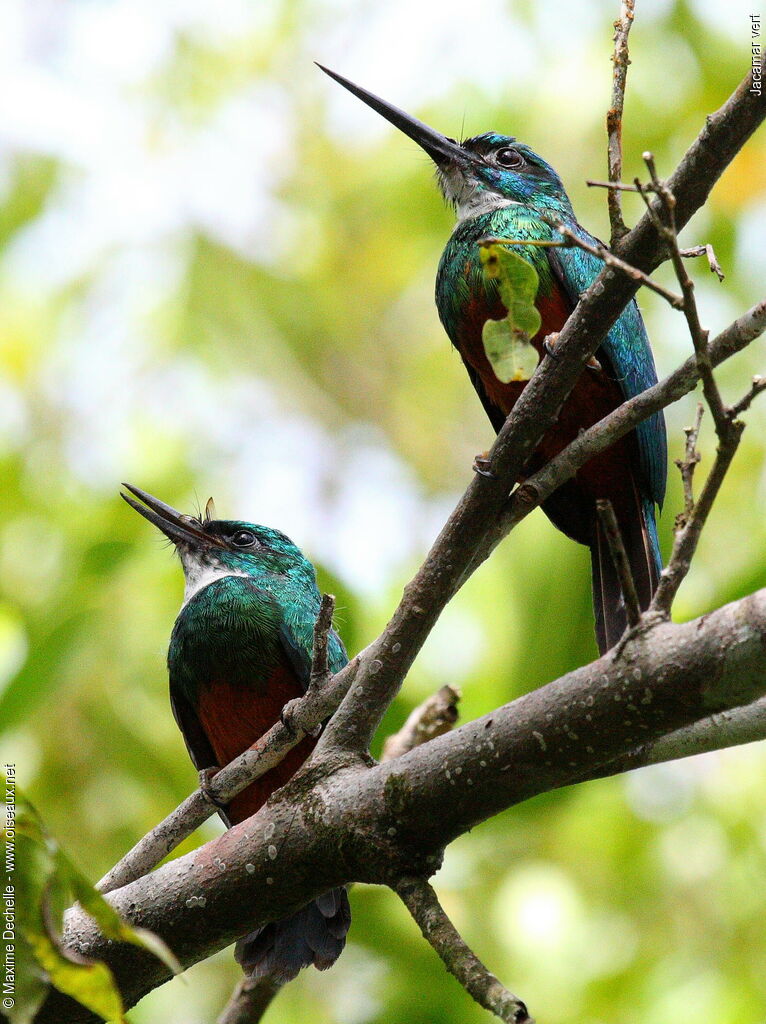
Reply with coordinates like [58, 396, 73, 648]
[496, 147, 524, 169]
[230, 530, 256, 547]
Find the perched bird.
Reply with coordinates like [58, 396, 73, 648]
[319, 66, 667, 654]
[122, 484, 350, 981]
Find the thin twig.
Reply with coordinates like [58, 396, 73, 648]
[680, 244, 725, 281]
[595, 499, 642, 627]
[653, 423, 745, 614]
[639, 151, 749, 614]
[586, 178, 656, 193]
[643, 151, 730, 429]
[465, 298, 766, 581]
[97, 634, 360, 895]
[652, 372, 766, 614]
[488, 224, 685, 309]
[675, 404, 704, 526]
[382, 685, 461, 762]
[310, 593, 335, 688]
[543, 219, 685, 308]
[607, 0, 636, 243]
[731, 375, 766, 417]
[282, 592, 337, 736]
[395, 877, 531, 1024]
[216, 976, 283, 1024]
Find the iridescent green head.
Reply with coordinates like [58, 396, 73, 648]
[318, 65, 571, 220]
[121, 483, 316, 606]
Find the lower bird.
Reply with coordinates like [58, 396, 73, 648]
[122, 483, 350, 981]
[319, 66, 667, 654]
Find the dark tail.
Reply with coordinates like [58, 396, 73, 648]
[235, 887, 351, 983]
[591, 489, 662, 655]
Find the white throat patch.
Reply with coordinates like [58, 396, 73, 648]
[180, 555, 251, 608]
[439, 166, 521, 222]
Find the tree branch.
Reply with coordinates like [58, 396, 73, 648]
[395, 877, 530, 1024]
[467, 298, 766, 579]
[603, 696, 766, 776]
[316, 68, 764, 759]
[35, 588, 766, 1023]
[606, 0, 636, 242]
[382, 685, 461, 762]
[216, 976, 283, 1024]
[97, 650, 361, 894]
[98, 74, 766, 901]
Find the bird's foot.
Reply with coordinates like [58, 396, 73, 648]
[199, 766, 227, 809]
[545, 332, 601, 371]
[473, 452, 497, 479]
[543, 332, 561, 359]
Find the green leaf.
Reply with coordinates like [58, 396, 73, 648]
[481, 318, 540, 384]
[8, 786, 179, 1024]
[479, 243, 542, 382]
[28, 932, 127, 1024]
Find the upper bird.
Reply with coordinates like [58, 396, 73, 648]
[319, 65, 667, 654]
[122, 484, 350, 981]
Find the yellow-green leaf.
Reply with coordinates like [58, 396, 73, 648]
[481, 317, 540, 383]
[29, 932, 127, 1024]
[479, 243, 542, 383]
[9, 788, 179, 1024]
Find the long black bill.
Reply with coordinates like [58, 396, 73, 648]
[316, 63, 470, 169]
[121, 483, 211, 548]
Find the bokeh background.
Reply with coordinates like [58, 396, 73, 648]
[2, 0, 766, 1021]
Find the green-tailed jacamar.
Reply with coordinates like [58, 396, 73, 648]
[320, 66, 667, 654]
[122, 484, 350, 981]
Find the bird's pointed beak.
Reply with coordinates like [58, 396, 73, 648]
[317, 63, 470, 169]
[121, 483, 213, 548]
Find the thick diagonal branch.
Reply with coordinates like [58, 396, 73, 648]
[467, 298, 766, 579]
[317, 70, 764, 758]
[35, 589, 766, 1023]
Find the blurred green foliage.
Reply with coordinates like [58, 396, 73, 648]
[1, 1, 765, 1022]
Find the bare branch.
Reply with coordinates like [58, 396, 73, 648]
[98, 279, 766, 900]
[216, 976, 283, 1024]
[97, 652, 361, 894]
[595, 499, 641, 627]
[680, 243, 725, 281]
[310, 594, 335, 688]
[606, 0, 636, 242]
[730, 374, 766, 417]
[653, 422, 744, 614]
[382, 685, 461, 762]
[643, 151, 730, 430]
[79, 76, 765, 1010]
[36, 588, 766, 1024]
[653, 363, 766, 615]
[467, 298, 766, 580]
[282, 592, 336, 736]
[315, 68, 764, 760]
[675, 404, 704, 526]
[609, 696, 766, 774]
[395, 877, 531, 1024]
[587, 178, 655, 193]
[34, 585, 766, 1024]
[543, 218, 685, 308]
